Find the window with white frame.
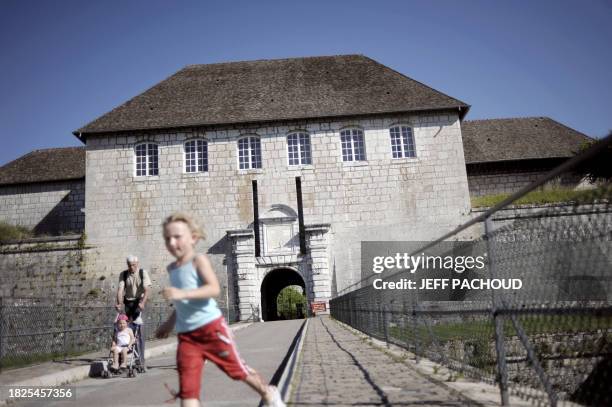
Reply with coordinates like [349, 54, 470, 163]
[287, 132, 312, 166]
[135, 143, 159, 176]
[340, 128, 366, 161]
[184, 139, 208, 173]
[389, 125, 416, 158]
[237, 136, 262, 169]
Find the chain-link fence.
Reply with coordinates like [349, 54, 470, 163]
[221, 302, 240, 325]
[0, 297, 243, 371]
[331, 135, 612, 406]
[0, 297, 175, 371]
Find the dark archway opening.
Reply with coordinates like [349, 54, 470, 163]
[260, 268, 306, 321]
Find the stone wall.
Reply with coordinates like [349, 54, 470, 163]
[468, 169, 547, 197]
[471, 203, 612, 302]
[0, 235, 109, 298]
[0, 180, 85, 234]
[442, 330, 611, 403]
[466, 160, 582, 197]
[0, 235, 232, 327]
[83, 112, 472, 305]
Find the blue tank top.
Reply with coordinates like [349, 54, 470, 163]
[168, 259, 222, 333]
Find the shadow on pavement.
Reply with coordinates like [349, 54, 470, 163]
[319, 317, 391, 407]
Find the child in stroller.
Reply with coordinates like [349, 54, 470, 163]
[106, 314, 143, 377]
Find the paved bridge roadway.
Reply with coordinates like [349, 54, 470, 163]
[14, 319, 303, 407]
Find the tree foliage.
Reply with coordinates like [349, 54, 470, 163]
[573, 133, 612, 182]
[277, 285, 306, 319]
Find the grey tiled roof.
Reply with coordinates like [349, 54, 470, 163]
[75, 55, 469, 135]
[0, 147, 85, 186]
[462, 117, 592, 164]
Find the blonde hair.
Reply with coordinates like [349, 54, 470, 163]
[163, 212, 206, 241]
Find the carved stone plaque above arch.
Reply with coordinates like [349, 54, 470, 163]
[259, 204, 299, 256]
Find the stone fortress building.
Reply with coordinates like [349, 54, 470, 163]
[0, 55, 591, 320]
[462, 117, 590, 196]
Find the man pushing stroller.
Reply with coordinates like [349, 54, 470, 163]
[115, 255, 152, 371]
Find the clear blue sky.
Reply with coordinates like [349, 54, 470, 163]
[1, 0, 611, 165]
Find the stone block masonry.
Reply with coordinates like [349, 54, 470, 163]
[467, 165, 583, 197]
[0, 180, 85, 234]
[83, 112, 472, 311]
[0, 235, 110, 299]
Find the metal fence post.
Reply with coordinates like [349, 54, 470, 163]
[0, 297, 3, 372]
[158, 303, 162, 331]
[346, 299, 355, 328]
[378, 301, 384, 338]
[346, 299, 350, 326]
[485, 216, 509, 406]
[62, 302, 67, 359]
[346, 299, 350, 325]
[401, 299, 409, 349]
[506, 311, 558, 407]
[360, 303, 365, 332]
[412, 302, 419, 363]
[383, 304, 390, 347]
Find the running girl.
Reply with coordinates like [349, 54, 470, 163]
[155, 212, 284, 407]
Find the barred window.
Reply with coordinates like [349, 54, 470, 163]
[237, 136, 262, 170]
[287, 132, 312, 166]
[340, 129, 366, 162]
[390, 125, 416, 158]
[135, 143, 159, 176]
[184, 139, 208, 173]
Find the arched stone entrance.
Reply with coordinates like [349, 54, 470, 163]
[260, 268, 305, 321]
[227, 222, 331, 322]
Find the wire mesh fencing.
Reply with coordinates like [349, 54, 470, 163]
[220, 302, 240, 324]
[0, 297, 174, 371]
[331, 135, 612, 406]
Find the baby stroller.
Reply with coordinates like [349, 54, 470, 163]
[103, 315, 145, 378]
[128, 322, 146, 376]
